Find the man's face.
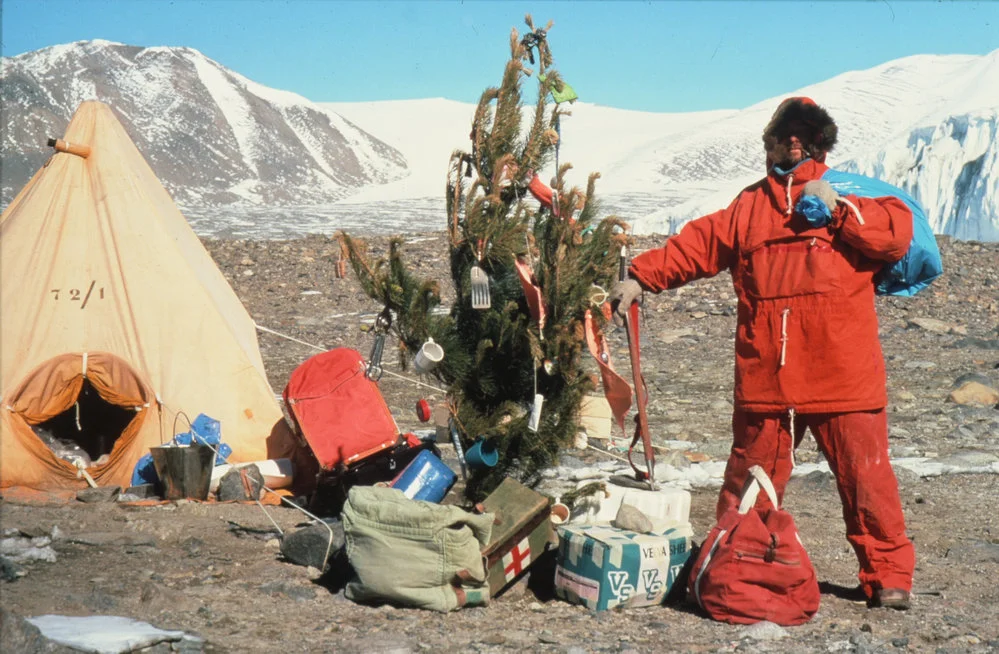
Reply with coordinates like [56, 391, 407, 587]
[773, 119, 814, 168]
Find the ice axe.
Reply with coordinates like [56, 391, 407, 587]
[619, 246, 656, 490]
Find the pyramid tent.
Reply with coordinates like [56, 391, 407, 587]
[1, 100, 295, 490]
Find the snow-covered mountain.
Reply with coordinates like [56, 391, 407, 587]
[0, 40, 407, 206]
[2, 41, 997, 240]
[325, 50, 999, 241]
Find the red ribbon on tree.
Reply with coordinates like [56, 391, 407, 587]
[514, 256, 547, 331]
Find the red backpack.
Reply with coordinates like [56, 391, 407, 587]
[688, 465, 820, 625]
[283, 348, 400, 471]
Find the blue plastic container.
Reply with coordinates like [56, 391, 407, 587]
[390, 450, 457, 503]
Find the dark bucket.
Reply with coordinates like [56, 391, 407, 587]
[150, 444, 214, 500]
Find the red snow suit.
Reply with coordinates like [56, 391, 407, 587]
[628, 106, 916, 598]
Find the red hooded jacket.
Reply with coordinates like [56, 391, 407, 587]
[629, 158, 913, 413]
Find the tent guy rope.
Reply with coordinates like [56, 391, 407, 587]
[254, 323, 444, 393]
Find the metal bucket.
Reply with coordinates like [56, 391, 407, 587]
[149, 444, 215, 500]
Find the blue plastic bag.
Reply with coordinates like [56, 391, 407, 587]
[131, 453, 159, 487]
[822, 169, 943, 296]
[191, 413, 222, 445]
[132, 413, 232, 485]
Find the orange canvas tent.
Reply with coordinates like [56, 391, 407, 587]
[0, 101, 295, 490]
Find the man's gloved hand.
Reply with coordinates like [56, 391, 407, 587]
[796, 180, 841, 228]
[608, 279, 642, 318]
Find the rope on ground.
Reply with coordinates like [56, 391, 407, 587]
[585, 443, 631, 464]
[254, 324, 325, 352]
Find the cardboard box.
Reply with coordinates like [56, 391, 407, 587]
[479, 478, 554, 597]
[554, 523, 693, 611]
[578, 394, 613, 439]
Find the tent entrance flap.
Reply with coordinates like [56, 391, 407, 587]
[1, 352, 157, 489]
[31, 378, 136, 467]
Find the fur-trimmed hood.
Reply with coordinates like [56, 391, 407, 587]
[763, 97, 838, 165]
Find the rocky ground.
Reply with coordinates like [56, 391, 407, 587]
[2, 231, 998, 653]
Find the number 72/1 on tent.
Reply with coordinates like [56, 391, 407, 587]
[50, 281, 105, 308]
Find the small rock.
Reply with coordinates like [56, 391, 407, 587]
[0, 555, 25, 582]
[787, 469, 834, 490]
[891, 636, 909, 648]
[0, 607, 77, 653]
[216, 465, 264, 501]
[280, 521, 346, 571]
[122, 484, 159, 499]
[739, 621, 788, 641]
[906, 317, 953, 333]
[76, 486, 121, 503]
[538, 632, 559, 644]
[948, 381, 999, 406]
[613, 503, 653, 533]
[65, 533, 156, 548]
[6, 527, 40, 540]
[952, 371, 996, 389]
[892, 466, 921, 485]
[658, 328, 696, 344]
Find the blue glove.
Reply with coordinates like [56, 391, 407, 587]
[796, 180, 840, 228]
[797, 194, 832, 227]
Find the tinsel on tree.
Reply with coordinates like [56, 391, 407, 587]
[342, 15, 628, 499]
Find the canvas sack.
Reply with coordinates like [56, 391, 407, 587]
[342, 486, 494, 612]
[688, 465, 820, 625]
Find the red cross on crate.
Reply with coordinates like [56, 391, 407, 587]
[503, 538, 532, 580]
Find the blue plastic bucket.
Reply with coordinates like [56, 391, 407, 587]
[390, 450, 456, 503]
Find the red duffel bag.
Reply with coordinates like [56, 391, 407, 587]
[688, 465, 820, 625]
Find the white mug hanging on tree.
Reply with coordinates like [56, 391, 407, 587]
[414, 337, 444, 374]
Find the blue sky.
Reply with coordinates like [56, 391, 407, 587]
[3, 1, 997, 113]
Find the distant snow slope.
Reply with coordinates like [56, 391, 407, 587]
[325, 49, 999, 240]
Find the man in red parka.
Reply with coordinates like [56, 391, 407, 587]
[610, 97, 915, 609]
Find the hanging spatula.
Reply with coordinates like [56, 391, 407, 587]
[470, 239, 491, 310]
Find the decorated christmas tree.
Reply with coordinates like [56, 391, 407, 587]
[343, 15, 628, 499]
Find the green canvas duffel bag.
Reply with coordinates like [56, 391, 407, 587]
[342, 486, 495, 612]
